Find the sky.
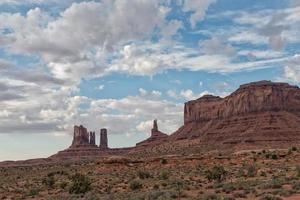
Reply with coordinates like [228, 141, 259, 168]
[0, 0, 299, 161]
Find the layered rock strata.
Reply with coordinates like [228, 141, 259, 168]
[172, 81, 300, 148]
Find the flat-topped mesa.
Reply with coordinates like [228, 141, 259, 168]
[136, 119, 168, 147]
[184, 80, 300, 125]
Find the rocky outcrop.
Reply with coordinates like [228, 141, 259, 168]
[136, 120, 168, 147]
[89, 132, 96, 145]
[100, 129, 108, 150]
[71, 125, 90, 147]
[172, 81, 300, 149]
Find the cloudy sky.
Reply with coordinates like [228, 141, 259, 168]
[0, 0, 299, 161]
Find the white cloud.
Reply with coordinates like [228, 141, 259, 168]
[139, 88, 162, 99]
[238, 50, 283, 60]
[167, 89, 211, 100]
[229, 7, 300, 50]
[0, 1, 170, 82]
[283, 55, 300, 83]
[95, 85, 104, 91]
[136, 120, 153, 133]
[200, 37, 236, 56]
[167, 90, 178, 99]
[180, 89, 211, 100]
[183, 0, 217, 28]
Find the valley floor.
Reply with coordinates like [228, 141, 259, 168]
[0, 148, 300, 200]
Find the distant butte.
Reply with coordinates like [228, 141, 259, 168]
[4, 80, 299, 164]
[136, 119, 168, 148]
[171, 80, 300, 150]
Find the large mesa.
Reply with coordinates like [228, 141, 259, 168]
[172, 80, 300, 149]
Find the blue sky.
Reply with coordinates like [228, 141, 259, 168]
[0, 0, 299, 161]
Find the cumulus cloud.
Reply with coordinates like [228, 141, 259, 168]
[0, 1, 170, 82]
[283, 55, 300, 83]
[183, 0, 217, 28]
[139, 88, 162, 99]
[230, 7, 300, 50]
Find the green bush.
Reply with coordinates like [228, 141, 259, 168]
[205, 166, 227, 182]
[271, 154, 278, 160]
[129, 179, 143, 190]
[159, 170, 170, 180]
[69, 173, 91, 194]
[265, 152, 278, 160]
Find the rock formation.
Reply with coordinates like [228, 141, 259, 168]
[136, 119, 168, 147]
[100, 129, 108, 150]
[172, 80, 300, 149]
[71, 125, 90, 147]
[50, 80, 300, 160]
[89, 132, 96, 145]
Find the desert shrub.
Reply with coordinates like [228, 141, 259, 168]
[137, 170, 151, 179]
[292, 181, 300, 190]
[291, 147, 297, 151]
[271, 154, 278, 160]
[29, 188, 39, 197]
[129, 179, 143, 190]
[60, 181, 68, 189]
[159, 170, 170, 180]
[261, 178, 284, 189]
[172, 180, 184, 199]
[296, 166, 300, 177]
[246, 164, 257, 177]
[69, 173, 91, 194]
[42, 175, 55, 188]
[205, 166, 227, 182]
[160, 158, 167, 164]
[265, 152, 278, 160]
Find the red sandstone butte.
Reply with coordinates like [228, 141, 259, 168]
[171, 80, 300, 149]
[136, 119, 168, 148]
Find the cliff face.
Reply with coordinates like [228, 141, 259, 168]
[184, 81, 300, 124]
[173, 81, 300, 148]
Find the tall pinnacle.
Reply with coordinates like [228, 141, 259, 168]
[152, 119, 158, 132]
